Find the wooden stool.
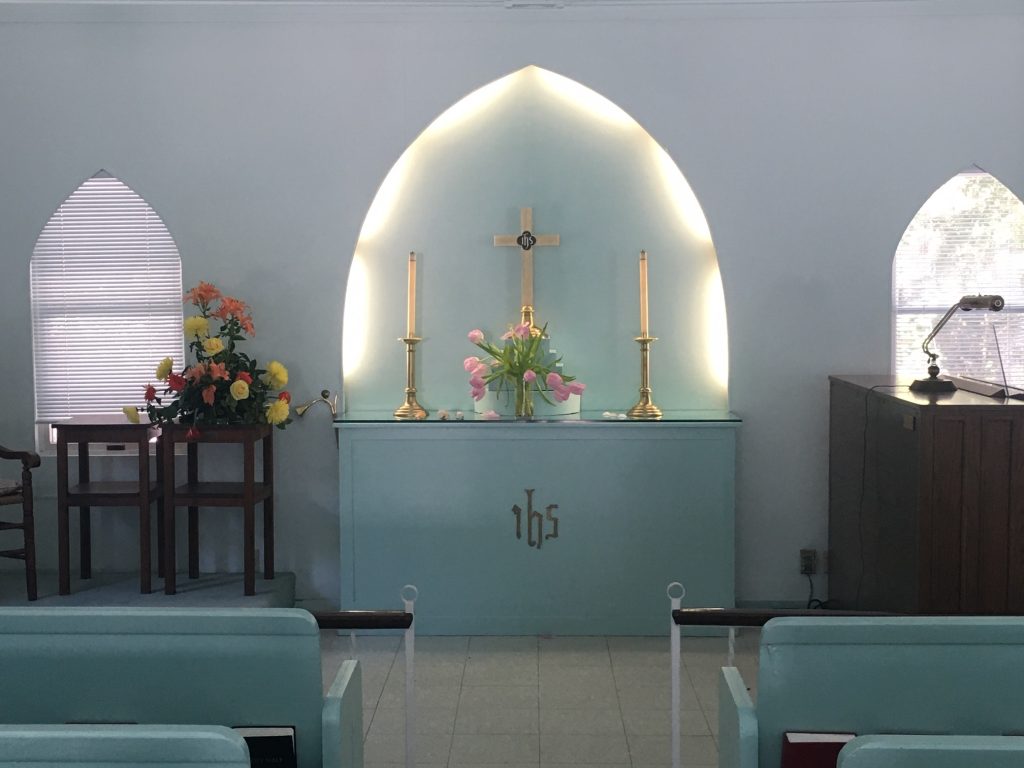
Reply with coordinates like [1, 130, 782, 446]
[54, 416, 163, 595]
[160, 423, 274, 596]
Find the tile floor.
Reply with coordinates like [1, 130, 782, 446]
[319, 632, 761, 768]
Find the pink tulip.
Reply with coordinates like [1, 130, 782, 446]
[463, 356, 481, 372]
[567, 381, 586, 395]
[523, 369, 537, 383]
[553, 386, 571, 403]
[546, 371, 563, 388]
[501, 330, 514, 340]
[471, 387, 486, 401]
[468, 329, 484, 344]
[473, 363, 490, 377]
[469, 375, 486, 389]
[482, 409, 500, 420]
[514, 323, 530, 339]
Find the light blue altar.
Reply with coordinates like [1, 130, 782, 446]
[336, 411, 738, 635]
[337, 67, 738, 634]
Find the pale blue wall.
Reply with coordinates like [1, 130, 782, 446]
[0, 0, 1022, 606]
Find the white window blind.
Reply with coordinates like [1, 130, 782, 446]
[31, 172, 184, 430]
[893, 171, 1024, 388]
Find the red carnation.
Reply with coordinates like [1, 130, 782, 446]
[278, 391, 291, 403]
[236, 371, 253, 385]
[168, 373, 186, 392]
[144, 384, 157, 402]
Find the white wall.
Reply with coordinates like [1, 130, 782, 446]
[1, 0, 1022, 606]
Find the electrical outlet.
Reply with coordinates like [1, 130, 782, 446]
[800, 548, 818, 575]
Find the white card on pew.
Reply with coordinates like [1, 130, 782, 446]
[786, 733, 857, 743]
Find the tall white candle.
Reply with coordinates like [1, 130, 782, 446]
[406, 251, 416, 338]
[639, 250, 649, 337]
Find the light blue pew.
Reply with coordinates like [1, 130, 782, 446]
[0, 608, 361, 768]
[719, 617, 1024, 768]
[838, 735, 1024, 768]
[0, 725, 250, 768]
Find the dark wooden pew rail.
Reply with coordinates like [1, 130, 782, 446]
[672, 607, 901, 628]
[312, 610, 413, 630]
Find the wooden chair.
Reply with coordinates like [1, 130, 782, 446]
[0, 444, 41, 601]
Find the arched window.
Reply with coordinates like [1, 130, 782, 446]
[31, 171, 184, 448]
[893, 170, 1024, 388]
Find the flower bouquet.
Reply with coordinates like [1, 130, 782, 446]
[465, 323, 585, 419]
[141, 282, 292, 437]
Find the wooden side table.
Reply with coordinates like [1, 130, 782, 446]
[160, 423, 274, 596]
[54, 415, 164, 595]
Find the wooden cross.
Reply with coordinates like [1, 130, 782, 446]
[493, 207, 560, 335]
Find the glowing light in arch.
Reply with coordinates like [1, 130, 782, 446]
[703, 262, 729, 393]
[422, 74, 515, 138]
[345, 65, 728, 404]
[342, 254, 370, 377]
[358, 149, 414, 243]
[533, 67, 635, 128]
[653, 142, 713, 244]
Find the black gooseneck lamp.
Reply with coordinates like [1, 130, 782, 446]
[909, 294, 1005, 394]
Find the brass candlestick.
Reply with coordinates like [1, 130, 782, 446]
[520, 305, 543, 338]
[627, 335, 662, 419]
[394, 337, 428, 420]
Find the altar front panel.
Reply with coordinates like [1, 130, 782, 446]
[338, 419, 737, 635]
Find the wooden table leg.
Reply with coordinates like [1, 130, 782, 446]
[188, 443, 199, 579]
[162, 430, 176, 595]
[244, 439, 255, 596]
[156, 505, 165, 578]
[23, 465, 37, 601]
[156, 435, 164, 579]
[78, 442, 91, 580]
[188, 509, 199, 578]
[263, 431, 274, 579]
[57, 434, 70, 595]
[138, 436, 151, 594]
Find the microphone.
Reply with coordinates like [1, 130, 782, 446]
[958, 294, 1005, 311]
[911, 293, 1008, 394]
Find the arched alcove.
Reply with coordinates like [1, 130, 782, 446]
[343, 65, 728, 414]
[893, 169, 1024, 386]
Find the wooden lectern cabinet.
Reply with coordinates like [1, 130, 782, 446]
[828, 375, 1024, 613]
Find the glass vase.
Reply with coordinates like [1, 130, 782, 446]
[514, 379, 534, 419]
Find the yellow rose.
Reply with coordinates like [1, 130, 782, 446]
[184, 315, 209, 339]
[203, 337, 225, 356]
[229, 379, 250, 401]
[266, 398, 289, 425]
[121, 406, 140, 424]
[265, 360, 288, 389]
[155, 356, 173, 381]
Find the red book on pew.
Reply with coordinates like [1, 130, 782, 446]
[781, 732, 857, 768]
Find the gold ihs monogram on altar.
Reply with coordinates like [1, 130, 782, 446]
[512, 488, 560, 549]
